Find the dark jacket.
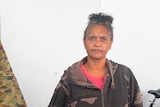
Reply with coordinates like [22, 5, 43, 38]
[48, 57, 143, 107]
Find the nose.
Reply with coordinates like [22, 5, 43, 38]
[93, 38, 102, 46]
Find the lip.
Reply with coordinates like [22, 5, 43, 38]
[91, 49, 102, 52]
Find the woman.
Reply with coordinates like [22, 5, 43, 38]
[48, 13, 143, 107]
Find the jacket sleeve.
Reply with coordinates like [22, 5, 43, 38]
[129, 70, 143, 107]
[48, 80, 69, 107]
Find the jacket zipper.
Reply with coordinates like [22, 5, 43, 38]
[101, 90, 105, 107]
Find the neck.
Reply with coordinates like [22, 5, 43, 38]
[84, 57, 107, 77]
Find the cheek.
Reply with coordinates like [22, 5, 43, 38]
[84, 41, 90, 49]
[104, 43, 112, 51]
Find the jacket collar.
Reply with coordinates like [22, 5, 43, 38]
[62, 57, 118, 89]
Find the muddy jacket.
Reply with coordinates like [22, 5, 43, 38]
[48, 57, 143, 107]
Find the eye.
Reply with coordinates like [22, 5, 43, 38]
[101, 36, 108, 42]
[87, 36, 96, 41]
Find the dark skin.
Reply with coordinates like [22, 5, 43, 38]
[83, 24, 112, 77]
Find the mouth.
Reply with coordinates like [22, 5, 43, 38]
[91, 49, 102, 53]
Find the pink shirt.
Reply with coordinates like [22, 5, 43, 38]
[80, 65, 105, 89]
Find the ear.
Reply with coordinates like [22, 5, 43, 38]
[108, 41, 113, 50]
[83, 40, 87, 49]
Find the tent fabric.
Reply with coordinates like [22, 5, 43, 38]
[0, 41, 27, 107]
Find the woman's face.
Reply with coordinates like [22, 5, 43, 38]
[84, 24, 112, 60]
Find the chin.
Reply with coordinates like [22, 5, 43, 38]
[89, 56, 104, 60]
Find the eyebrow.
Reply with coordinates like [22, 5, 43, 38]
[87, 34, 109, 37]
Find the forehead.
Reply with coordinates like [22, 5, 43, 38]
[87, 24, 110, 34]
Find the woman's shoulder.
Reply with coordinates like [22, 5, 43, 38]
[109, 60, 133, 75]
